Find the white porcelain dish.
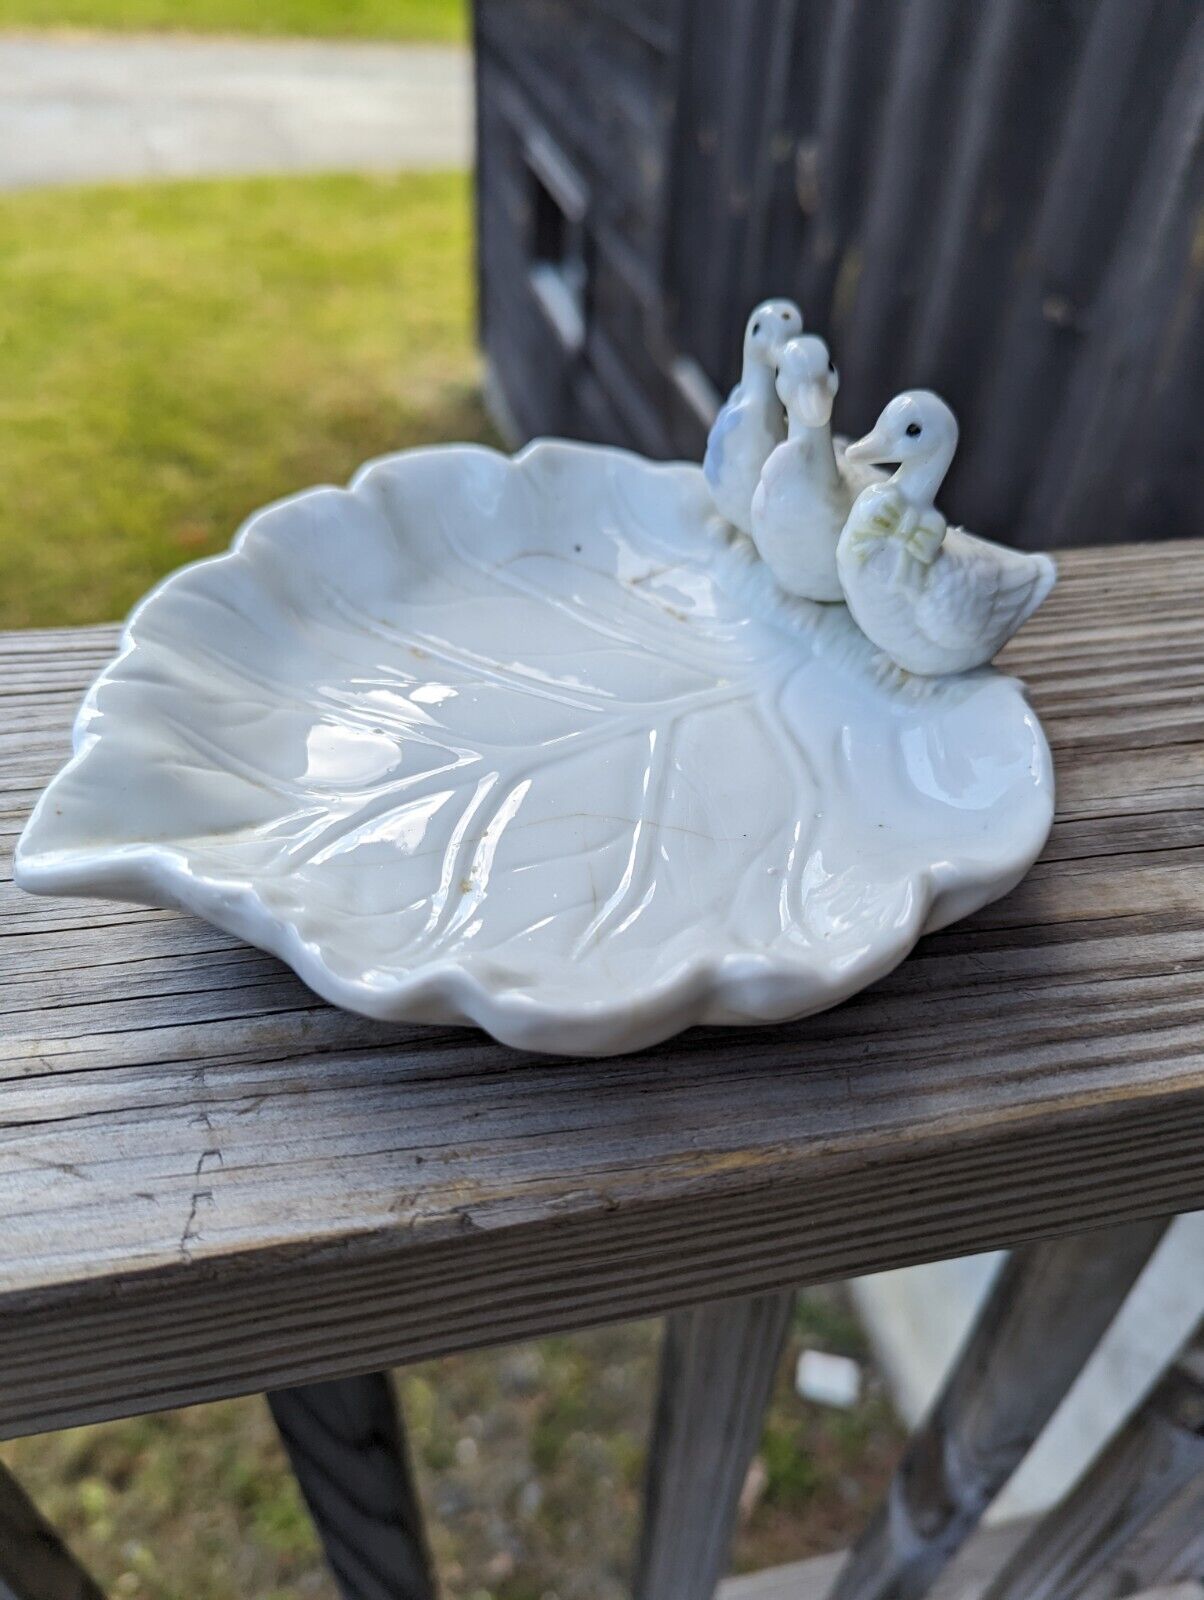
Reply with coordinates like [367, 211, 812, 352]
[16, 440, 1054, 1056]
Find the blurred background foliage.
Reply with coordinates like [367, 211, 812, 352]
[0, 0, 466, 40]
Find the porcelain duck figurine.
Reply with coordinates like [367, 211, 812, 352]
[749, 334, 852, 601]
[837, 391, 1056, 676]
[704, 298, 803, 534]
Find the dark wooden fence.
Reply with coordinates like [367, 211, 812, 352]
[475, 0, 1204, 550]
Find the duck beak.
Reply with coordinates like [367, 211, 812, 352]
[845, 423, 894, 464]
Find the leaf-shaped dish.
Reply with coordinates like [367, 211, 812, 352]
[17, 440, 1053, 1056]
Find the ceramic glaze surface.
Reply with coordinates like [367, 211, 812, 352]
[16, 440, 1054, 1055]
[840, 391, 1057, 675]
[750, 333, 852, 602]
[703, 297, 803, 535]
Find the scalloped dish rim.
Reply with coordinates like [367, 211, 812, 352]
[15, 439, 1055, 1057]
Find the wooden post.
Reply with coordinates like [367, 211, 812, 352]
[0, 1456, 106, 1600]
[634, 1289, 795, 1600]
[829, 1217, 1171, 1600]
[981, 1319, 1204, 1600]
[267, 1372, 435, 1600]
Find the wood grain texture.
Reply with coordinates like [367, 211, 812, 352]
[982, 1321, 1204, 1600]
[634, 1291, 794, 1600]
[717, 1522, 1034, 1600]
[829, 1218, 1171, 1600]
[267, 1374, 435, 1600]
[2, 543, 1204, 1440]
[0, 1456, 106, 1600]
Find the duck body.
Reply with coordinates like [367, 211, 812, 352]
[836, 483, 1056, 676]
[704, 371, 784, 535]
[749, 334, 853, 602]
[704, 298, 803, 534]
[837, 389, 1056, 676]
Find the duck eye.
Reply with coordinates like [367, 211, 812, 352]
[828, 359, 835, 373]
[781, 310, 790, 319]
[906, 422, 922, 437]
[752, 320, 762, 336]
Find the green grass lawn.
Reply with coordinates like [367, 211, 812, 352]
[0, 0, 465, 41]
[0, 170, 492, 630]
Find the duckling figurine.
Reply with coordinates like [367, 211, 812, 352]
[837, 391, 1056, 676]
[749, 334, 852, 601]
[704, 298, 803, 534]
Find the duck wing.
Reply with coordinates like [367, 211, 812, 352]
[913, 529, 1056, 654]
[703, 396, 741, 486]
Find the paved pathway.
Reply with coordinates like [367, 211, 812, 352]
[0, 33, 471, 188]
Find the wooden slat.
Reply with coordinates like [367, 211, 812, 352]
[0, 1456, 106, 1600]
[267, 1374, 435, 1600]
[717, 1522, 1033, 1600]
[815, 0, 976, 403]
[2, 543, 1204, 1440]
[1021, 5, 1204, 550]
[634, 1290, 794, 1600]
[981, 1320, 1204, 1600]
[477, 0, 1203, 547]
[723, 1562, 1204, 1600]
[1114, 1474, 1204, 1597]
[902, 0, 1082, 417]
[794, 0, 898, 329]
[717, 1551, 843, 1600]
[954, 0, 1167, 533]
[828, 1218, 1170, 1600]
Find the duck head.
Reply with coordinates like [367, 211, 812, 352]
[774, 335, 838, 428]
[845, 390, 959, 506]
[742, 298, 804, 370]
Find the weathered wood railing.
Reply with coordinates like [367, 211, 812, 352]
[4, 539, 1204, 1596]
[829, 1220, 1172, 1600]
[983, 1319, 1204, 1600]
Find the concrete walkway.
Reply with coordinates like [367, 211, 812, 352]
[0, 33, 472, 189]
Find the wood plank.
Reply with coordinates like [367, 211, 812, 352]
[954, 0, 1169, 533]
[1, 543, 1204, 1439]
[828, 1218, 1170, 1600]
[0, 1456, 106, 1600]
[634, 1291, 794, 1600]
[720, 1548, 1197, 1600]
[267, 1374, 435, 1600]
[1131, 1589, 1204, 1600]
[717, 1521, 1032, 1600]
[981, 1320, 1204, 1600]
[1022, 6, 1204, 551]
[717, 1551, 843, 1600]
[834, 0, 978, 405]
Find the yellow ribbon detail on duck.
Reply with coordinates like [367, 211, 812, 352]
[845, 494, 945, 567]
